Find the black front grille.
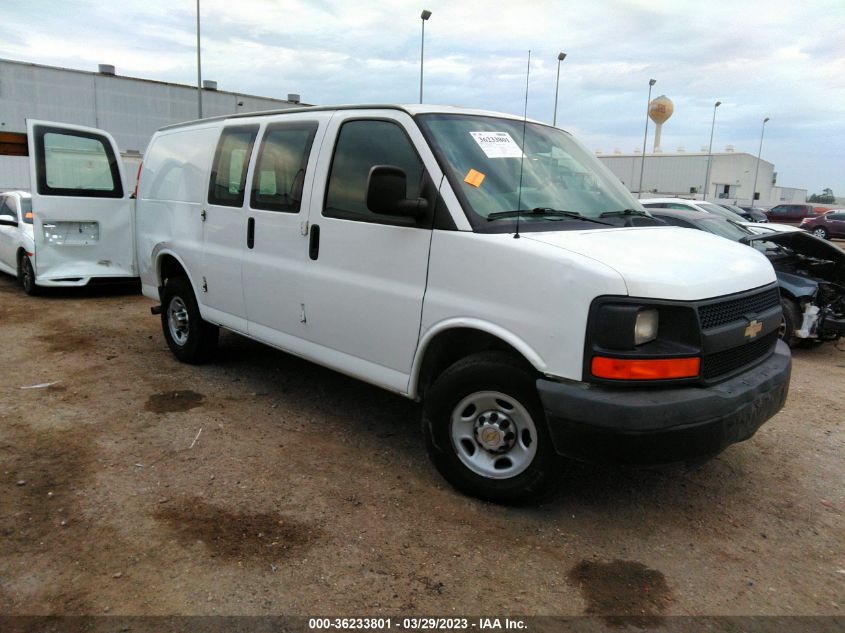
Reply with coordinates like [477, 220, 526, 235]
[698, 287, 781, 330]
[701, 331, 778, 380]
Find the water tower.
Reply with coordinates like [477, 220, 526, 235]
[648, 95, 674, 152]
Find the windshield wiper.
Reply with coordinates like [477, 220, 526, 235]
[599, 208, 650, 218]
[487, 208, 613, 225]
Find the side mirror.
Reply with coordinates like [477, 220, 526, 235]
[0, 217, 18, 227]
[366, 165, 428, 218]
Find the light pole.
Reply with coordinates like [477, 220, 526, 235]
[703, 100, 721, 200]
[419, 9, 432, 104]
[552, 52, 566, 127]
[750, 117, 770, 206]
[196, 0, 203, 119]
[637, 78, 656, 198]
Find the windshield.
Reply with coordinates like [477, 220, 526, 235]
[19, 197, 33, 224]
[696, 218, 752, 241]
[698, 202, 744, 221]
[417, 114, 643, 231]
[695, 217, 784, 254]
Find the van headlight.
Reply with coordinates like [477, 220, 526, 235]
[634, 309, 658, 345]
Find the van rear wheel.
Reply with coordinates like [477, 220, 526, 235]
[161, 276, 218, 363]
[423, 351, 561, 504]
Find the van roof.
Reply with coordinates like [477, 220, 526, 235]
[159, 104, 546, 132]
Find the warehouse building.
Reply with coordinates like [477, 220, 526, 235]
[597, 149, 806, 207]
[0, 57, 304, 191]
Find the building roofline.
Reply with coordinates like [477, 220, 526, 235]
[0, 56, 308, 105]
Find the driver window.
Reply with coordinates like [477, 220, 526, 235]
[324, 119, 424, 224]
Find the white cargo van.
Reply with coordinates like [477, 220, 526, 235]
[30, 106, 791, 503]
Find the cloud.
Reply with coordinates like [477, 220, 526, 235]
[3, 0, 844, 194]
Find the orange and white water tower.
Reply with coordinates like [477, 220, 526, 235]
[648, 95, 674, 152]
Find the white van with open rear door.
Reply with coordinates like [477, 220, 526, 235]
[31, 107, 792, 504]
[23, 120, 137, 294]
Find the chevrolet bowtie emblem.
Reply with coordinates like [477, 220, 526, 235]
[744, 320, 763, 339]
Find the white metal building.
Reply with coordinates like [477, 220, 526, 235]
[598, 150, 806, 207]
[0, 58, 304, 191]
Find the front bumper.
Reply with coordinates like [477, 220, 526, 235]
[537, 340, 791, 464]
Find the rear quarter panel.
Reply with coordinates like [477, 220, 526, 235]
[136, 124, 220, 300]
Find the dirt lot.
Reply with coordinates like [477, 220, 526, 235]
[0, 274, 842, 620]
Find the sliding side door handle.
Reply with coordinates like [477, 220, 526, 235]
[309, 224, 320, 260]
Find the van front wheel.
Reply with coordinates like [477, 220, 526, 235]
[161, 276, 218, 363]
[423, 352, 561, 504]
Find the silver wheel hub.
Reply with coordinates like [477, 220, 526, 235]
[167, 296, 190, 346]
[474, 411, 516, 452]
[450, 391, 538, 480]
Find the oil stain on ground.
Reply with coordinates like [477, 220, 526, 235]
[567, 559, 673, 628]
[154, 497, 320, 562]
[144, 390, 205, 413]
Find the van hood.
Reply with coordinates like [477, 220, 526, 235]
[524, 226, 776, 301]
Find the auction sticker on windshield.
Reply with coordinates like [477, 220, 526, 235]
[469, 131, 524, 158]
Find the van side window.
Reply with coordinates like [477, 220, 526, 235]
[250, 123, 318, 213]
[324, 120, 424, 223]
[34, 127, 123, 198]
[208, 125, 259, 207]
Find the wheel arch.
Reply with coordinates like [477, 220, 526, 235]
[410, 320, 545, 400]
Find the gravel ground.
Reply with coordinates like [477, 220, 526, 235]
[0, 273, 842, 622]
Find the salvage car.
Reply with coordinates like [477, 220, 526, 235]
[766, 203, 827, 225]
[650, 207, 845, 347]
[799, 209, 845, 240]
[0, 190, 37, 294]
[642, 198, 792, 233]
[715, 202, 768, 223]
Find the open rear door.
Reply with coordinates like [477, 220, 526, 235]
[26, 120, 135, 285]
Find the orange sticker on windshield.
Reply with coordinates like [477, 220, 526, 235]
[464, 169, 485, 188]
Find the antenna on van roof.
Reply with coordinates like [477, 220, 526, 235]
[514, 50, 531, 240]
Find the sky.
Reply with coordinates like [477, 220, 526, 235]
[3, 0, 844, 197]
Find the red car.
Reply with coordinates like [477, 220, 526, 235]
[766, 203, 827, 225]
[800, 209, 845, 239]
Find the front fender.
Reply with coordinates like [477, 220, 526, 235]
[408, 317, 547, 399]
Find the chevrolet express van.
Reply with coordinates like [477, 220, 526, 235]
[27, 106, 791, 503]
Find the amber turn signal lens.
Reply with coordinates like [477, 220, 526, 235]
[592, 356, 700, 380]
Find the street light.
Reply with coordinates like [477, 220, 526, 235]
[750, 117, 770, 206]
[196, 0, 203, 119]
[637, 78, 656, 198]
[552, 52, 566, 127]
[419, 9, 432, 104]
[703, 100, 722, 200]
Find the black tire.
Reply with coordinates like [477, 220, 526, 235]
[422, 351, 561, 505]
[811, 227, 829, 240]
[779, 297, 800, 348]
[160, 276, 218, 363]
[19, 254, 39, 296]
